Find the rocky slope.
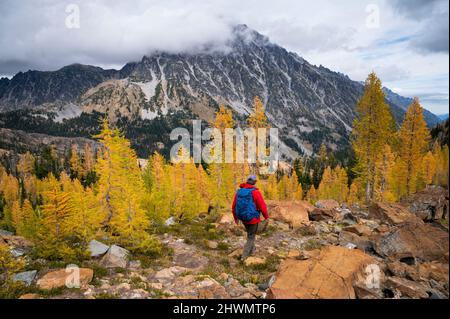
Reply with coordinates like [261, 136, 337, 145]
[0, 25, 441, 157]
[3, 186, 448, 299]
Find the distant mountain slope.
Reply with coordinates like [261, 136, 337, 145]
[0, 25, 441, 158]
[437, 113, 449, 121]
[382, 87, 441, 128]
[431, 119, 449, 147]
[0, 64, 117, 112]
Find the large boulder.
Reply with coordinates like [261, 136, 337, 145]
[267, 246, 379, 299]
[401, 186, 449, 221]
[266, 200, 312, 228]
[37, 268, 93, 290]
[384, 277, 429, 299]
[368, 202, 421, 225]
[374, 222, 449, 262]
[418, 262, 449, 283]
[308, 208, 338, 221]
[88, 240, 109, 258]
[343, 224, 373, 237]
[338, 231, 373, 252]
[101, 245, 130, 268]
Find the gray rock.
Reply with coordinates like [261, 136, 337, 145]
[0, 229, 14, 236]
[128, 260, 142, 269]
[10, 248, 27, 257]
[13, 270, 37, 286]
[88, 239, 110, 258]
[101, 245, 130, 268]
[164, 217, 176, 226]
[154, 268, 176, 283]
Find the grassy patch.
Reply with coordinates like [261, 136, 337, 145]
[164, 218, 226, 248]
[133, 245, 173, 269]
[129, 275, 146, 290]
[296, 225, 317, 236]
[439, 219, 448, 227]
[261, 225, 277, 238]
[303, 239, 323, 251]
[217, 242, 230, 251]
[196, 253, 281, 287]
[95, 292, 119, 299]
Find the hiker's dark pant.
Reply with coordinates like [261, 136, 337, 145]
[242, 223, 258, 259]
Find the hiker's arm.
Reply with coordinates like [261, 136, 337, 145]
[253, 190, 269, 220]
[232, 193, 238, 224]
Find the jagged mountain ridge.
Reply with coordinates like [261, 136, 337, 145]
[0, 25, 440, 157]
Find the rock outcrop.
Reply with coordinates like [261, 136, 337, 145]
[37, 268, 93, 290]
[266, 200, 312, 228]
[101, 245, 130, 268]
[401, 186, 449, 222]
[268, 246, 378, 299]
[374, 222, 449, 262]
[368, 202, 421, 225]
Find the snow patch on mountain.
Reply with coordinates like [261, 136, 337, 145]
[133, 80, 160, 101]
[54, 104, 83, 123]
[141, 108, 158, 120]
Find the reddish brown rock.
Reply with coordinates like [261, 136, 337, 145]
[267, 246, 378, 299]
[385, 277, 429, 299]
[374, 222, 449, 262]
[401, 186, 449, 221]
[37, 268, 94, 290]
[386, 261, 420, 281]
[308, 208, 338, 221]
[418, 262, 449, 282]
[266, 200, 312, 228]
[375, 224, 390, 234]
[343, 224, 373, 237]
[368, 202, 421, 225]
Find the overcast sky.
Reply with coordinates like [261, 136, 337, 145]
[0, 0, 448, 114]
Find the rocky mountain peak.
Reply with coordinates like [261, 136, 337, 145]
[0, 25, 441, 158]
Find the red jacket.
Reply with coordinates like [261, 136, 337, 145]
[232, 183, 269, 225]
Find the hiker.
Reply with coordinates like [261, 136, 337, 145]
[232, 175, 269, 260]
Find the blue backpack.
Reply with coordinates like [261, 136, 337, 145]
[235, 188, 260, 221]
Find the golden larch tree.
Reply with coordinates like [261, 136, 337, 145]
[351, 72, 396, 203]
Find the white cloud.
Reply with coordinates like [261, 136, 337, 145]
[0, 0, 448, 113]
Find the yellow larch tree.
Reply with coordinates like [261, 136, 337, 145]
[419, 151, 436, 188]
[306, 185, 317, 204]
[290, 170, 303, 200]
[433, 143, 449, 187]
[247, 96, 269, 174]
[351, 72, 396, 203]
[69, 144, 83, 179]
[40, 174, 74, 241]
[266, 174, 279, 200]
[396, 98, 430, 197]
[143, 152, 172, 222]
[95, 119, 157, 253]
[374, 144, 396, 202]
[69, 179, 104, 244]
[347, 181, 361, 206]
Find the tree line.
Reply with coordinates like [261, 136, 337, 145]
[0, 73, 448, 265]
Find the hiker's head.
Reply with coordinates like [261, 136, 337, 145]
[246, 175, 257, 185]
